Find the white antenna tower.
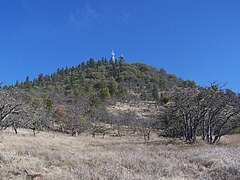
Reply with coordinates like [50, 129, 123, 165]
[111, 50, 115, 62]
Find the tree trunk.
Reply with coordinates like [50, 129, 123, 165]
[12, 123, 18, 134]
[202, 120, 205, 140]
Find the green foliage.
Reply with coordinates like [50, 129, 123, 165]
[159, 76, 167, 90]
[183, 80, 196, 88]
[90, 95, 99, 108]
[117, 84, 128, 97]
[100, 86, 110, 100]
[152, 85, 159, 101]
[79, 116, 88, 124]
[65, 85, 73, 95]
[44, 97, 54, 113]
[32, 98, 42, 110]
[108, 78, 117, 96]
[24, 93, 33, 104]
[15, 80, 19, 87]
[24, 76, 31, 90]
[162, 95, 169, 104]
[38, 73, 45, 85]
[140, 91, 147, 100]
[84, 83, 93, 93]
[87, 58, 96, 68]
[235, 127, 240, 134]
[211, 84, 218, 91]
[159, 68, 167, 75]
[15, 58, 188, 104]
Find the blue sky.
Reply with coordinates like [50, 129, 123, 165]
[0, 0, 240, 92]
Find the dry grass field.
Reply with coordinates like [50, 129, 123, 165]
[0, 129, 240, 180]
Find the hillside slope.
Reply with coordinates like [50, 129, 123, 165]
[2, 59, 195, 133]
[2, 58, 239, 145]
[13, 58, 196, 101]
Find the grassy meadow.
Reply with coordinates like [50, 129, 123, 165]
[0, 129, 240, 180]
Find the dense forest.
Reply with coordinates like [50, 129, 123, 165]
[0, 57, 239, 144]
[12, 57, 195, 98]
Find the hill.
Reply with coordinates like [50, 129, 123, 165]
[1, 58, 195, 135]
[0, 58, 239, 145]
[13, 58, 195, 100]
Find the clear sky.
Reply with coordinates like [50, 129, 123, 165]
[0, 0, 240, 92]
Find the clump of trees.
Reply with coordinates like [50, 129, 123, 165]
[160, 85, 240, 144]
[0, 89, 23, 133]
[14, 58, 193, 103]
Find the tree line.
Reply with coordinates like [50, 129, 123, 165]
[159, 84, 240, 144]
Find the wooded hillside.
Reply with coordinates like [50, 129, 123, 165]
[1, 58, 239, 144]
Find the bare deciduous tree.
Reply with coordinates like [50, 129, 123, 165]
[159, 85, 240, 144]
[0, 89, 22, 133]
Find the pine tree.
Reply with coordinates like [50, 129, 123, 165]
[108, 78, 117, 96]
[87, 58, 95, 68]
[80, 62, 86, 70]
[24, 76, 31, 90]
[152, 85, 159, 101]
[15, 80, 19, 87]
[38, 73, 45, 86]
[90, 94, 99, 108]
[140, 91, 147, 100]
[100, 86, 110, 100]
[159, 68, 167, 75]
[45, 97, 54, 113]
[117, 84, 127, 96]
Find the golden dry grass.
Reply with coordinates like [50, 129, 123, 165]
[0, 129, 240, 180]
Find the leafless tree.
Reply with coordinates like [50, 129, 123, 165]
[159, 85, 240, 144]
[0, 89, 22, 133]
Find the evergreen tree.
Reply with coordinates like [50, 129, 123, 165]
[152, 85, 159, 101]
[38, 73, 45, 85]
[117, 84, 127, 96]
[44, 97, 54, 113]
[87, 58, 95, 68]
[24, 76, 31, 90]
[100, 86, 110, 100]
[140, 91, 147, 100]
[159, 68, 167, 75]
[108, 78, 117, 96]
[97, 60, 103, 67]
[65, 66, 69, 74]
[15, 80, 19, 87]
[90, 94, 99, 108]
[112, 62, 117, 77]
[80, 62, 86, 70]
[159, 76, 167, 90]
